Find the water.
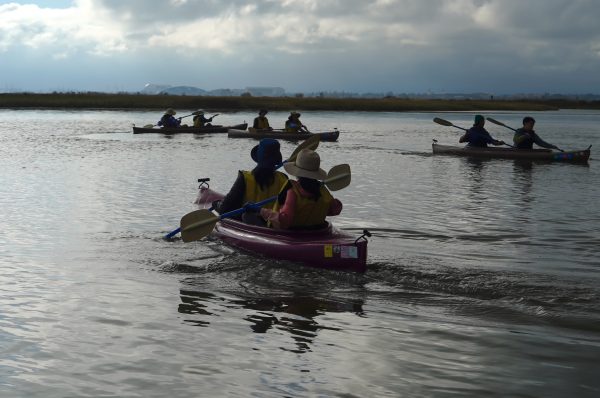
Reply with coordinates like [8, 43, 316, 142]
[1, 109, 599, 397]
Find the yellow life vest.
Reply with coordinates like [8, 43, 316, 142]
[255, 116, 270, 130]
[242, 170, 288, 207]
[193, 115, 205, 128]
[275, 181, 333, 228]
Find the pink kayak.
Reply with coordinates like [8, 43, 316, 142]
[195, 187, 369, 273]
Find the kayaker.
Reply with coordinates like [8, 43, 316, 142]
[513, 116, 560, 150]
[216, 138, 288, 224]
[158, 108, 181, 128]
[260, 149, 342, 229]
[253, 109, 272, 131]
[459, 115, 504, 147]
[192, 110, 215, 128]
[285, 112, 308, 133]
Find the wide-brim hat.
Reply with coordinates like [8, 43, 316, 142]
[193, 110, 204, 115]
[251, 138, 282, 167]
[165, 108, 176, 115]
[290, 111, 301, 117]
[283, 149, 327, 180]
[259, 109, 268, 115]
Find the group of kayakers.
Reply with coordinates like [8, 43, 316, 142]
[253, 110, 310, 133]
[460, 115, 560, 150]
[213, 138, 341, 229]
[156, 108, 310, 133]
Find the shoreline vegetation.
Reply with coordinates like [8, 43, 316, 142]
[2, 92, 600, 112]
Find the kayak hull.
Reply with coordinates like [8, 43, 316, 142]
[195, 187, 367, 273]
[432, 143, 591, 163]
[133, 123, 247, 134]
[227, 129, 339, 142]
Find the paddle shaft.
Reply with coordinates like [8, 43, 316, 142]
[434, 117, 514, 148]
[180, 165, 351, 242]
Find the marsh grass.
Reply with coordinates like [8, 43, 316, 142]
[1, 92, 598, 112]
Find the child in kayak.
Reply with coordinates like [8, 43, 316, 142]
[216, 138, 288, 224]
[459, 115, 504, 147]
[260, 149, 342, 229]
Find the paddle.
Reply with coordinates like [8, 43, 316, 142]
[180, 163, 351, 243]
[486, 117, 517, 132]
[433, 117, 468, 132]
[143, 112, 197, 128]
[163, 135, 321, 240]
[433, 117, 513, 148]
[487, 117, 563, 151]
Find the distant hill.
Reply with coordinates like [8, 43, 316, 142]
[140, 84, 286, 97]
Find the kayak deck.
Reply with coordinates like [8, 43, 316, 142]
[432, 142, 591, 163]
[227, 129, 340, 142]
[195, 187, 368, 273]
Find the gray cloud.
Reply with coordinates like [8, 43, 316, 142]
[1, 0, 600, 93]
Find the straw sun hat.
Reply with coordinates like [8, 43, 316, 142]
[165, 108, 176, 115]
[283, 149, 327, 180]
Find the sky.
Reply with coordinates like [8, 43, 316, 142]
[1, 0, 600, 94]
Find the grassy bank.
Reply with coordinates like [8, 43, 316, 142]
[1, 92, 600, 112]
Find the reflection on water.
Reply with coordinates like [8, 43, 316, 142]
[178, 288, 364, 353]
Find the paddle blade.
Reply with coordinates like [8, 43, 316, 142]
[433, 118, 453, 127]
[180, 209, 219, 242]
[288, 135, 320, 163]
[324, 164, 351, 191]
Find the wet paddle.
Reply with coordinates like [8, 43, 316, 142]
[433, 117, 468, 131]
[486, 117, 562, 151]
[163, 135, 321, 240]
[434, 117, 514, 148]
[179, 163, 351, 243]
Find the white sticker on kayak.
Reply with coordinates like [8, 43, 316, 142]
[341, 246, 358, 259]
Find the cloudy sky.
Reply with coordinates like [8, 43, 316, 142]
[1, 0, 600, 94]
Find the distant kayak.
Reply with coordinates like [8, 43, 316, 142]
[432, 142, 591, 163]
[227, 128, 340, 142]
[195, 187, 368, 273]
[132, 123, 247, 134]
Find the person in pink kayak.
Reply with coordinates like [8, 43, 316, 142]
[216, 138, 288, 224]
[260, 149, 342, 229]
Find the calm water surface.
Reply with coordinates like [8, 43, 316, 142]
[1, 109, 599, 397]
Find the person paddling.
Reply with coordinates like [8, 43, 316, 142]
[216, 138, 288, 225]
[459, 115, 504, 147]
[192, 110, 216, 128]
[260, 149, 342, 229]
[285, 112, 308, 133]
[158, 108, 181, 128]
[513, 116, 560, 150]
[253, 109, 272, 131]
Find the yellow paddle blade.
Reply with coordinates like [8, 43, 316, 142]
[288, 135, 320, 162]
[324, 163, 351, 191]
[180, 209, 220, 242]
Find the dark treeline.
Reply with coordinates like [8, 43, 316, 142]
[2, 92, 600, 111]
